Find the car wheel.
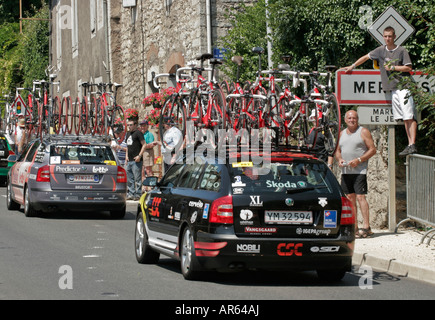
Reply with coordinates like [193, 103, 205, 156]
[24, 185, 39, 218]
[135, 213, 159, 264]
[180, 227, 202, 280]
[110, 206, 126, 219]
[317, 268, 347, 282]
[6, 180, 20, 210]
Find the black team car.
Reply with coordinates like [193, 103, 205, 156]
[135, 148, 355, 281]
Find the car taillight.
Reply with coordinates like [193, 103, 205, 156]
[117, 166, 127, 183]
[340, 197, 355, 225]
[36, 165, 50, 182]
[210, 195, 233, 224]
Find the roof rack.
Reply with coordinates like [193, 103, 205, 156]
[43, 134, 112, 144]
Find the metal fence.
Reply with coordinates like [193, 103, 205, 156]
[396, 154, 435, 244]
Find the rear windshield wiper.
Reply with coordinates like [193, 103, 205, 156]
[286, 186, 329, 194]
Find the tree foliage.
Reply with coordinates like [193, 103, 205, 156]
[0, 2, 49, 96]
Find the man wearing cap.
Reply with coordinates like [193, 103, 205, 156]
[155, 116, 183, 173]
[139, 120, 155, 181]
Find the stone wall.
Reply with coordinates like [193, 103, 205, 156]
[113, 0, 254, 112]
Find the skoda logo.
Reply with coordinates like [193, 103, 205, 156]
[285, 198, 294, 207]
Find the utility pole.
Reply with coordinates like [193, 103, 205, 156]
[265, 0, 273, 69]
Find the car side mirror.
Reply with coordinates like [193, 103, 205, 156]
[142, 176, 158, 187]
[7, 155, 17, 162]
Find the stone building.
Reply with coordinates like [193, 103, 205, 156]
[49, 0, 250, 108]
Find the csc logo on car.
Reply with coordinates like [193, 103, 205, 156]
[277, 243, 303, 256]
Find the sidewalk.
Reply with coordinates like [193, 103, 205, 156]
[352, 227, 435, 285]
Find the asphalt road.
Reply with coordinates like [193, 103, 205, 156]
[0, 187, 434, 302]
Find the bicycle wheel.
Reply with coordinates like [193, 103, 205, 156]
[208, 89, 226, 141]
[303, 101, 318, 150]
[73, 97, 81, 135]
[186, 89, 200, 126]
[109, 105, 126, 144]
[322, 93, 341, 155]
[286, 101, 317, 150]
[38, 103, 48, 141]
[159, 95, 187, 143]
[96, 100, 106, 135]
[227, 94, 243, 131]
[80, 97, 89, 135]
[65, 96, 73, 134]
[59, 97, 68, 134]
[89, 96, 98, 136]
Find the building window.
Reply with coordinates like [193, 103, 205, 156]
[71, 0, 79, 59]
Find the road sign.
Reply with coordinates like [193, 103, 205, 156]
[11, 95, 27, 114]
[368, 6, 415, 46]
[336, 70, 435, 105]
[357, 106, 398, 125]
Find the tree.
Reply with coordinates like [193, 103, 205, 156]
[0, 1, 49, 96]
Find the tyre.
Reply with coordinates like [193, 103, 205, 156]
[159, 96, 187, 143]
[209, 89, 226, 142]
[6, 180, 20, 211]
[109, 106, 126, 143]
[24, 185, 39, 217]
[110, 205, 126, 219]
[80, 98, 89, 135]
[73, 97, 81, 135]
[180, 227, 202, 280]
[322, 93, 341, 155]
[65, 96, 73, 134]
[135, 213, 160, 264]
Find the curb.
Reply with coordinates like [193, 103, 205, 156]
[353, 252, 435, 285]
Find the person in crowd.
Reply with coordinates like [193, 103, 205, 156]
[111, 128, 127, 167]
[139, 120, 155, 181]
[125, 119, 147, 201]
[335, 110, 377, 238]
[154, 117, 183, 173]
[342, 26, 417, 156]
[15, 117, 26, 157]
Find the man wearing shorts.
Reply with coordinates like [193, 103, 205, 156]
[336, 110, 376, 238]
[343, 26, 417, 156]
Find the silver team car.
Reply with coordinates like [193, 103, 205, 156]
[6, 136, 127, 218]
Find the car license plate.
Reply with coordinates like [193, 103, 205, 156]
[71, 174, 99, 183]
[265, 211, 313, 224]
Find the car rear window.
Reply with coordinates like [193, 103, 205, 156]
[229, 160, 334, 194]
[49, 144, 116, 165]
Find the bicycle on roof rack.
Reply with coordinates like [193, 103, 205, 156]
[154, 69, 191, 144]
[98, 82, 126, 144]
[289, 66, 341, 155]
[186, 53, 227, 139]
[226, 55, 266, 134]
[32, 67, 62, 141]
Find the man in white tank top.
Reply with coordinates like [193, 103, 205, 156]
[335, 110, 377, 238]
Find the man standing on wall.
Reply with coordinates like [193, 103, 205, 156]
[343, 26, 417, 156]
[125, 119, 147, 200]
[335, 110, 377, 238]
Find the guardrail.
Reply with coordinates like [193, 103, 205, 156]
[395, 154, 435, 245]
